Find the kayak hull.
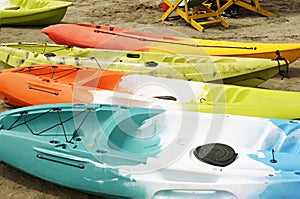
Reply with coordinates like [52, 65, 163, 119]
[1, 103, 300, 198]
[1, 64, 300, 119]
[42, 24, 300, 63]
[0, 0, 72, 25]
[0, 43, 288, 87]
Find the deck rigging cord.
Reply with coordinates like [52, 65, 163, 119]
[93, 26, 257, 50]
[273, 50, 289, 80]
[7, 107, 94, 143]
[15, 65, 81, 81]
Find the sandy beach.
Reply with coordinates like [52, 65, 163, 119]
[0, 0, 300, 198]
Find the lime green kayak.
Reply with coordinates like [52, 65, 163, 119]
[0, 0, 72, 25]
[0, 42, 289, 87]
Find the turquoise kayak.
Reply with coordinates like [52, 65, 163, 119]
[1, 103, 300, 198]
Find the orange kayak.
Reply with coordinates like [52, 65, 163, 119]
[3, 64, 300, 119]
[0, 65, 127, 106]
[42, 24, 300, 63]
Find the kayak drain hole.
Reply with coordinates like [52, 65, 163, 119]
[37, 154, 43, 158]
[145, 61, 158, 67]
[50, 140, 59, 144]
[44, 53, 57, 57]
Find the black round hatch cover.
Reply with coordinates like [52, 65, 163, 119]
[193, 143, 237, 167]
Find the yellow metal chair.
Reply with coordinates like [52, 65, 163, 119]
[220, 0, 276, 17]
[161, 0, 276, 32]
[161, 0, 230, 32]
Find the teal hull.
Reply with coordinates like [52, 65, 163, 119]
[1, 103, 300, 198]
[0, 103, 163, 198]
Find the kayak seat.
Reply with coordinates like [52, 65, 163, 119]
[161, 0, 230, 32]
[258, 127, 285, 151]
[279, 129, 300, 154]
[107, 115, 161, 154]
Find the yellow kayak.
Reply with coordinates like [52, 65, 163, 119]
[0, 42, 289, 87]
[42, 24, 300, 63]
